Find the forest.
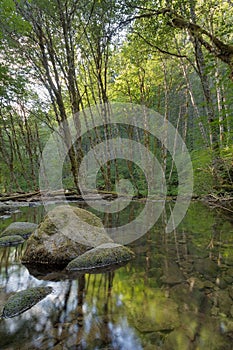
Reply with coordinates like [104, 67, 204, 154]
[0, 0, 233, 198]
[1, 2, 233, 349]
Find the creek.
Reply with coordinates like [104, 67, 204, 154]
[0, 201, 232, 349]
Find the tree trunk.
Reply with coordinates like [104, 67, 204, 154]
[189, 2, 219, 151]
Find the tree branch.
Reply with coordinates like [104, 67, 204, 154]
[135, 31, 188, 59]
[119, 6, 233, 75]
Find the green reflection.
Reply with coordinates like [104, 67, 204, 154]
[0, 201, 232, 349]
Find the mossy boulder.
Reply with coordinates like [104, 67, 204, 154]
[22, 205, 112, 265]
[66, 243, 135, 271]
[1, 222, 38, 239]
[0, 286, 53, 318]
[0, 235, 25, 246]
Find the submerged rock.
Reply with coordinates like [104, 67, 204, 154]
[22, 205, 112, 265]
[164, 329, 192, 349]
[194, 258, 219, 279]
[214, 290, 233, 317]
[160, 262, 184, 285]
[0, 286, 53, 318]
[66, 243, 135, 271]
[129, 295, 180, 333]
[1, 222, 38, 239]
[0, 235, 25, 246]
[0, 203, 10, 214]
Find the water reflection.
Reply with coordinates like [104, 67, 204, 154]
[0, 201, 232, 349]
[0, 250, 143, 349]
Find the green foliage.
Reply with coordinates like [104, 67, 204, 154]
[191, 149, 214, 196]
[0, 0, 233, 196]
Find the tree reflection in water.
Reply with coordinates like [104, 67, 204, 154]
[0, 245, 142, 350]
[49, 273, 142, 350]
[0, 201, 233, 349]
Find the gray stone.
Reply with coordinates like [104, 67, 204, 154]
[1, 286, 53, 318]
[1, 222, 38, 239]
[160, 262, 184, 285]
[0, 203, 19, 215]
[0, 203, 9, 214]
[0, 235, 25, 246]
[194, 258, 219, 278]
[66, 243, 135, 271]
[22, 205, 112, 265]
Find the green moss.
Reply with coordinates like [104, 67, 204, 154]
[1, 222, 38, 239]
[39, 219, 57, 236]
[39, 206, 103, 237]
[22, 205, 112, 265]
[66, 243, 135, 271]
[0, 235, 25, 246]
[72, 207, 103, 227]
[1, 286, 53, 318]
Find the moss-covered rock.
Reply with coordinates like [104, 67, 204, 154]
[0, 286, 53, 318]
[163, 328, 193, 350]
[66, 243, 135, 271]
[128, 292, 180, 333]
[160, 262, 185, 285]
[22, 205, 112, 265]
[194, 258, 220, 278]
[0, 235, 25, 246]
[1, 222, 38, 239]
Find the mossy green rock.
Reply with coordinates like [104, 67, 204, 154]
[164, 328, 192, 350]
[127, 290, 180, 333]
[22, 205, 112, 265]
[194, 258, 219, 278]
[0, 235, 25, 246]
[66, 243, 135, 271]
[0, 286, 53, 318]
[160, 262, 184, 285]
[1, 222, 38, 239]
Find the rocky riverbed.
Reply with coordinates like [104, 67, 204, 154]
[0, 201, 232, 349]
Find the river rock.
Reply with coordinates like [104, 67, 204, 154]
[0, 286, 53, 318]
[66, 243, 135, 271]
[130, 297, 180, 333]
[216, 290, 233, 317]
[0, 203, 10, 214]
[22, 205, 113, 265]
[160, 262, 185, 285]
[0, 235, 25, 246]
[164, 328, 192, 349]
[194, 258, 219, 279]
[1, 222, 38, 239]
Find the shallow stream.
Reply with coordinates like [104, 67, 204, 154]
[0, 201, 232, 349]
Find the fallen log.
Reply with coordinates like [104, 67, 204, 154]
[0, 191, 41, 202]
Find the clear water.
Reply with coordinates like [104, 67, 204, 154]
[0, 201, 233, 350]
